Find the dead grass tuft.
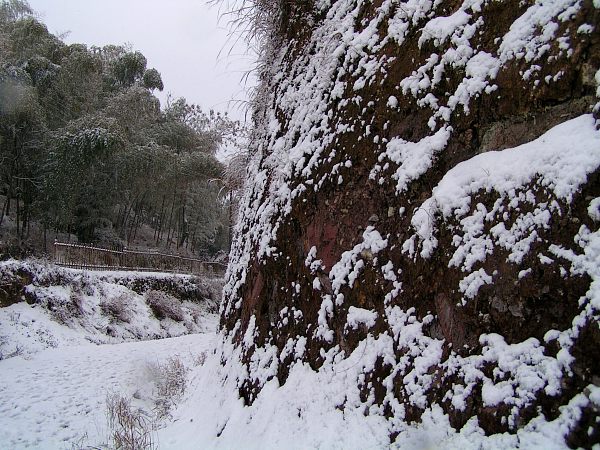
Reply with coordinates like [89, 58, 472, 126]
[106, 392, 156, 450]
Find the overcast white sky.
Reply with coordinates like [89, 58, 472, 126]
[27, 0, 256, 122]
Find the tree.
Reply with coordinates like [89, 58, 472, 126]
[0, 1, 237, 257]
[0, 67, 46, 241]
[43, 116, 123, 242]
[111, 51, 147, 87]
[0, 0, 32, 25]
[142, 68, 163, 91]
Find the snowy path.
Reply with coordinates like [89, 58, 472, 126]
[0, 332, 215, 449]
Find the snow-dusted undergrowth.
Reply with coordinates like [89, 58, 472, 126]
[0, 259, 218, 359]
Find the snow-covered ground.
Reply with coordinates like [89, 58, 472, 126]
[0, 261, 220, 449]
[0, 260, 219, 359]
[2, 315, 597, 450]
[0, 329, 216, 449]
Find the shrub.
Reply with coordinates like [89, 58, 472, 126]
[48, 291, 84, 325]
[204, 278, 223, 313]
[193, 351, 207, 366]
[100, 293, 133, 323]
[145, 290, 185, 322]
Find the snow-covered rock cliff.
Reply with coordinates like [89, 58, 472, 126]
[185, 1, 600, 447]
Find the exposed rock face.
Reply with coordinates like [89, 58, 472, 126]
[222, 0, 600, 446]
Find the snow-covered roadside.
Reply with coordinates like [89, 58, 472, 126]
[0, 260, 219, 358]
[0, 328, 216, 449]
[158, 330, 599, 450]
[0, 260, 221, 448]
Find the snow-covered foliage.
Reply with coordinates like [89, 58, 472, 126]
[0, 259, 218, 358]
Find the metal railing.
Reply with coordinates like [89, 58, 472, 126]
[53, 242, 226, 276]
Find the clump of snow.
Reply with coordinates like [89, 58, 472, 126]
[577, 23, 594, 34]
[329, 226, 387, 295]
[370, 127, 451, 192]
[346, 306, 377, 330]
[458, 268, 493, 301]
[387, 95, 398, 108]
[407, 115, 600, 259]
[498, 0, 580, 63]
[588, 197, 600, 222]
[418, 9, 471, 48]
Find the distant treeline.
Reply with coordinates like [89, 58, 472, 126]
[0, 0, 242, 257]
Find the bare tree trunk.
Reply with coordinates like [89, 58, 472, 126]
[15, 185, 20, 245]
[22, 196, 30, 240]
[116, 204, 125, 232]
[189, 218, 199, 253]
[120, 191, 141, 235]
[165, 189, 177, 248]
[0, 195, 8, 227]
[132, 207, 143, 242]
[132, 191, 147, 243]
[152, 195, 165, 244]
[120, 201, 133, 234]
[43, 222, 47, 253]
[155, 194, 166, 244]
[178, 193, 187, 249]
[127, 205, 139, 245]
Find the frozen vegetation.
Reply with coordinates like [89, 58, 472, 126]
[0, 259, 219, 359]
[0, 259, 219, 448]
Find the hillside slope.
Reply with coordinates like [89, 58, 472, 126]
[182, 0, 600, 448]
[0, 260, 219, 358]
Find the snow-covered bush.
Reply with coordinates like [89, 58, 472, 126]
[46, 290, 84, 325]
[100, 293, 134, 324]
[0, 259, 220, 357]
[145, 290, 185, 322]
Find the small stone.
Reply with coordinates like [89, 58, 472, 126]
[387, 207, 395, 218]
[491, 296, 508, 313]
[509, 303, 524, 318]
[542, 285, 550, 294]
[360, 249, 374, 261]
[341, 208, 349, 214]
[368, 214, 379, 223]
